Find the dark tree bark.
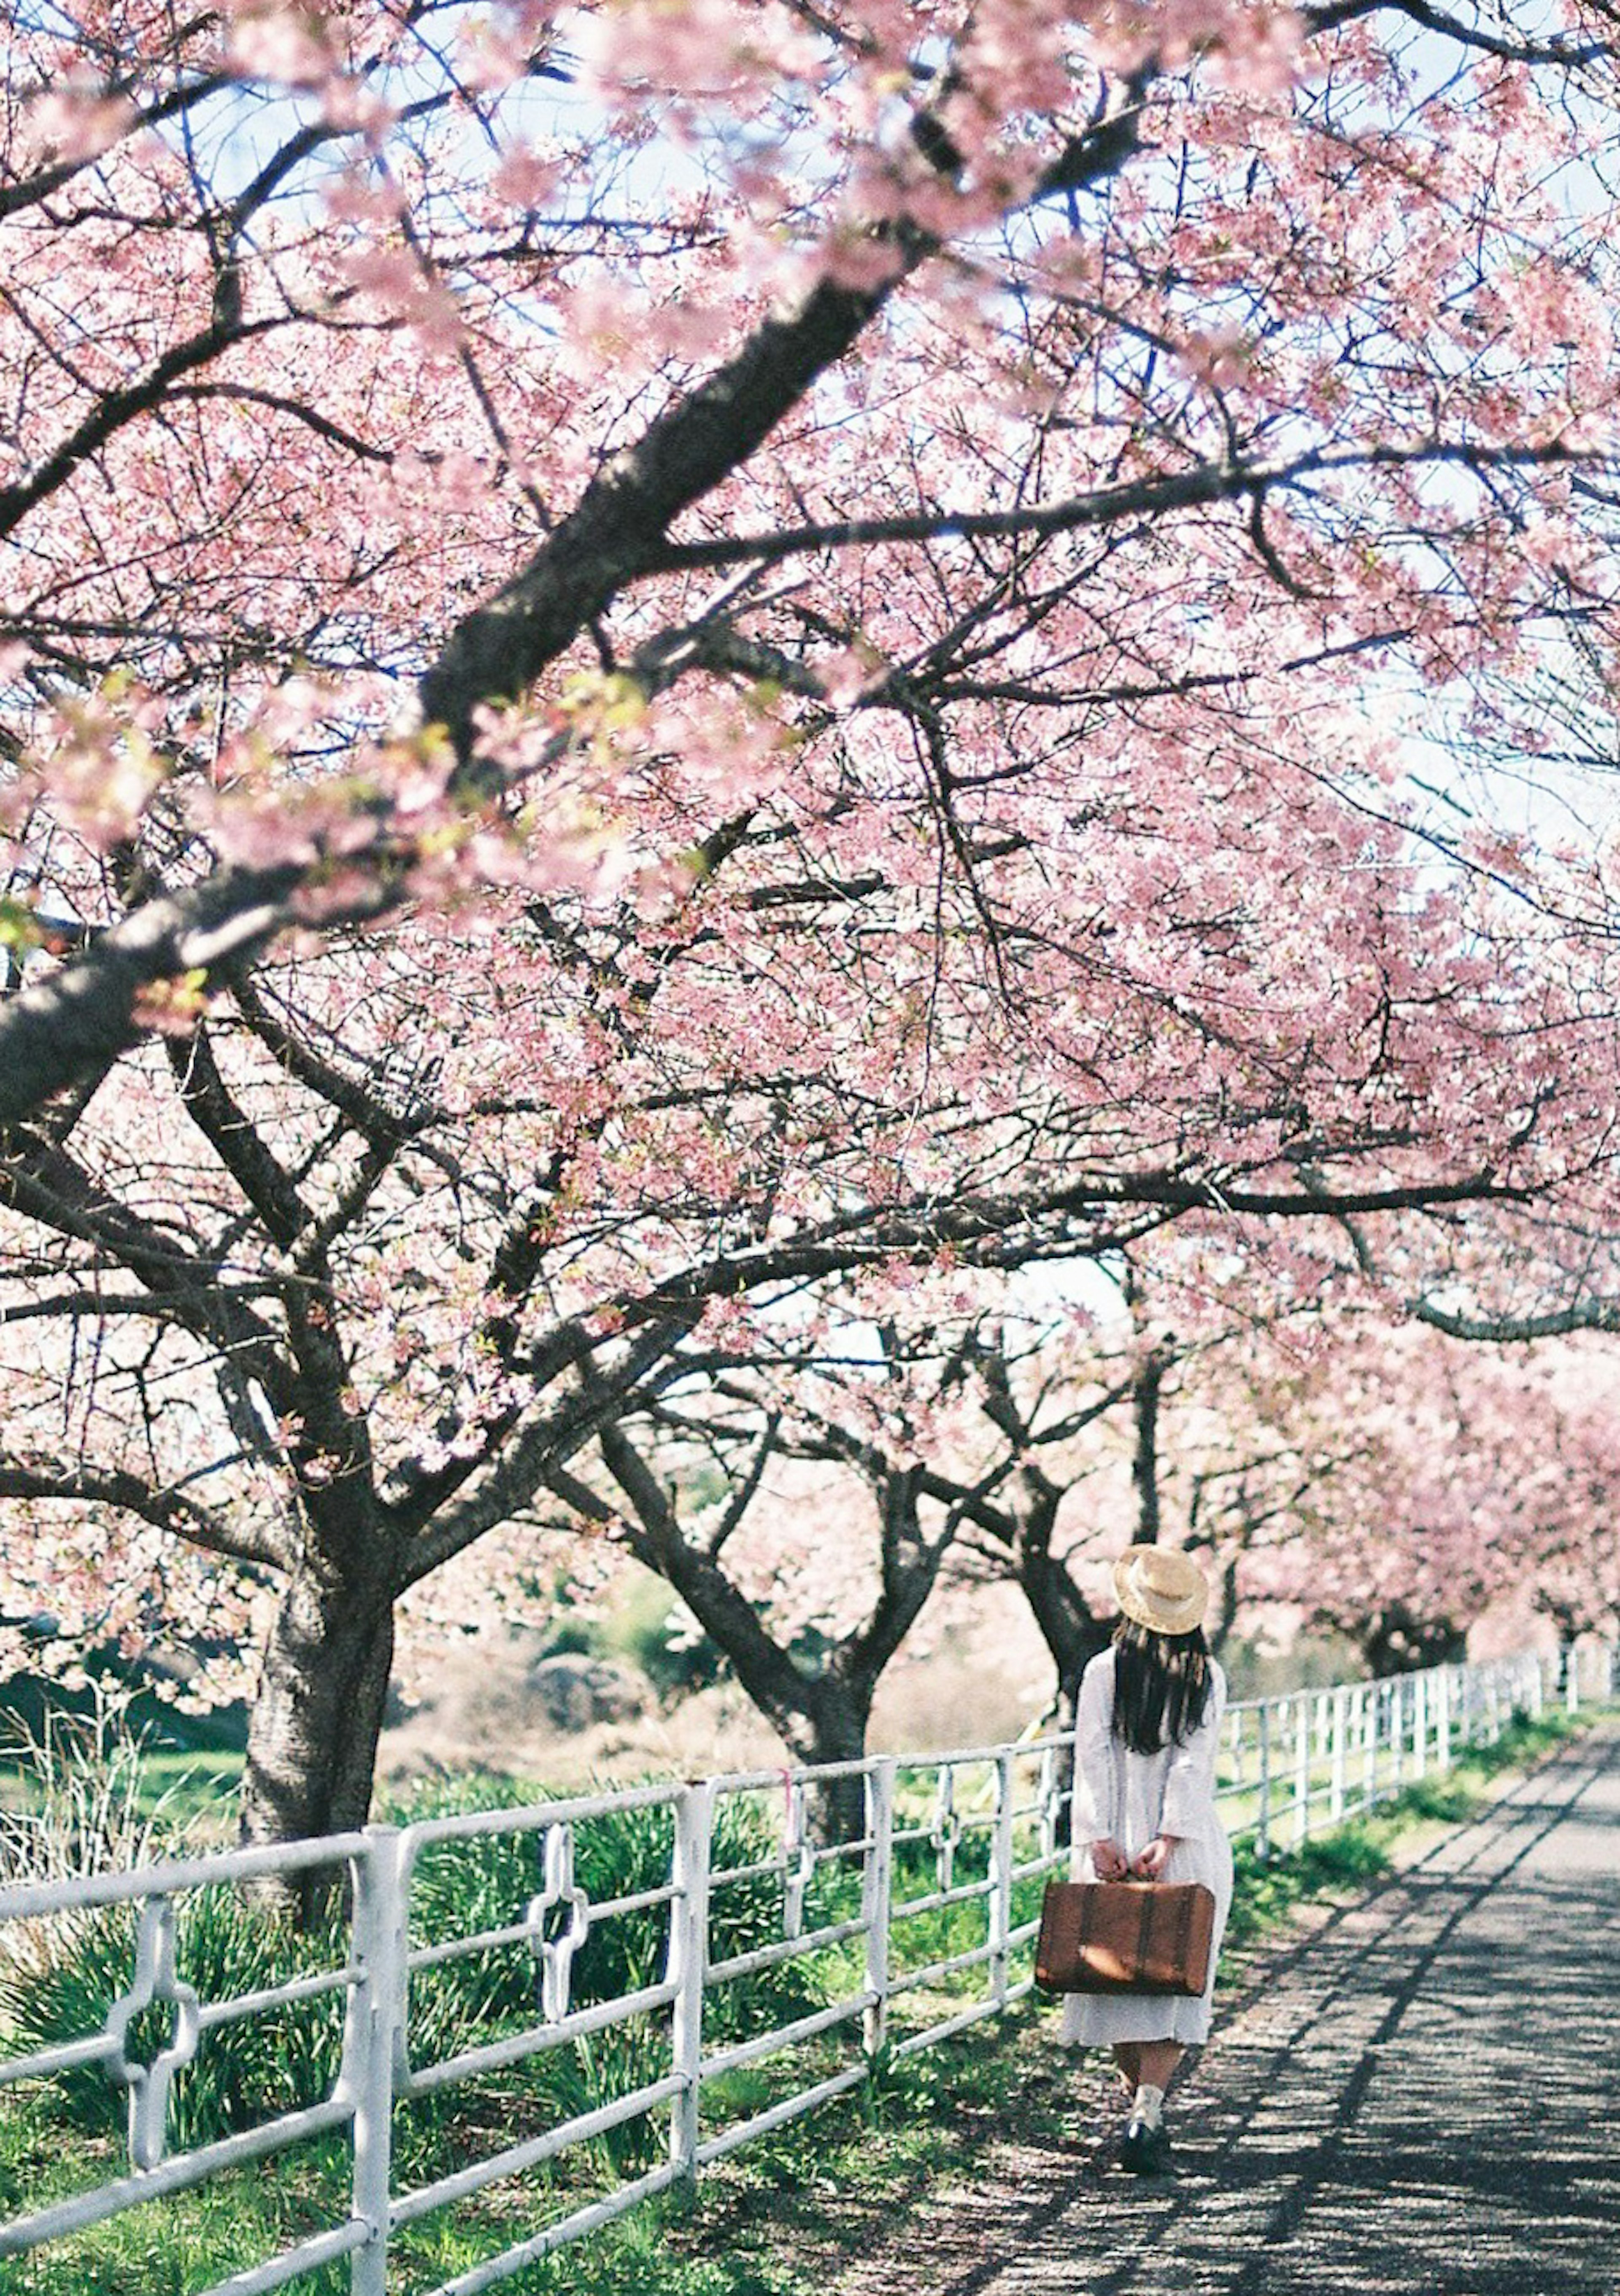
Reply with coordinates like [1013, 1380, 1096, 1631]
[1131, 1351, 1169, 1547]
[1353, 1600, 1467, 1676]
[577, 1424, 952, 1842]
[999, 1468, 1111, 1845]
[238, 1562, 397, 1919]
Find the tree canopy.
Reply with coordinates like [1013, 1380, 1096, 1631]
[5, 0, 1620, 1849]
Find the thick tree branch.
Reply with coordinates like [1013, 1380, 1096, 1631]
[0, 316, 284, 540]
[0, 1457, 280, 1570]
[618, 1167, 1532, 1319]
[0, 1134, 290, 1391]
[414, 81, 1152, 761]
[395, 1320, 692, 1575]
[0, 863, 316, 1129]
[1304, 0, 1609, 67]
[165, 1025, 310, 1252]
[1414, 1296, 1620, 1342]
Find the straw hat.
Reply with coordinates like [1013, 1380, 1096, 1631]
[1112, 1545, 1208, 1637]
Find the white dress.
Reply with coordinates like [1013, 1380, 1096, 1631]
[1058, 1646, 1234, 2048]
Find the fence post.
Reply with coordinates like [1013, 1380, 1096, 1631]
[668, 1782, 713, 2186]
[1436, 1667, 1452, 1772]
[1413, 1672, 1428, 1781]
[1329, 1685, 1347, 1823]
[1036, 1744, 1058, 1862]
[1566, 1646, 1581, 1716]
[863, 1759, 896, 2057]
[348, 1827, 409, 2296]
[988, 1753, 1016, 2009]
[1292, 1692, 1311, 1847]
[1256, 1700, 1273, 1859]
[1364, 1682, 1381, 1809]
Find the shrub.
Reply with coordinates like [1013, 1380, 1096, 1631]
[394, 1777, 826, 2049]
[0, 1886, 349, 2148]
[1, 1749, 840, 2186]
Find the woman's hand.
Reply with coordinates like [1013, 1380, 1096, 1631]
[1131, 1834, 1181, 1880]
[1090, 1837, 1129, 1881]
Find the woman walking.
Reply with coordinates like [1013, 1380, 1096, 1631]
[1062, 1546, 1233, 2175]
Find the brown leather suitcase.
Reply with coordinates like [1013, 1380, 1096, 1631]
[1034, 1880, 1217, 1996]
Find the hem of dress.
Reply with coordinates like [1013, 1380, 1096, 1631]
[1057, 2001, 1215, 2047]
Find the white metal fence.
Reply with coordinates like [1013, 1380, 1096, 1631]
[0, 1643, 1609, 2294]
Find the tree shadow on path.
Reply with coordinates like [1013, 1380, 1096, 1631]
[833, 1726, 1620, 2296]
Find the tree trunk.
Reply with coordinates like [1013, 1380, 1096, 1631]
[1132, 1352, 1166, 1546]
[238, 1562, 397, 1922]
[1356, 1602, 1465, 1677]
[1013, 1508, 1111, 1849]
[590, 1422, 922, 1843]
[774, 1687, 874, 1845]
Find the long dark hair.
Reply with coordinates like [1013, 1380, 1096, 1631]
[1111, 1617, 1214, 1754]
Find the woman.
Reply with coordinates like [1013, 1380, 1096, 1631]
[1062, 1545, 1233, 2176]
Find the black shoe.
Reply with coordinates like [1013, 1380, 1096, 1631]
[1119, 2120, 1176, 2177]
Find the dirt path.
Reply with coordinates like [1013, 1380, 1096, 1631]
[830, 1723, 1620, 2296]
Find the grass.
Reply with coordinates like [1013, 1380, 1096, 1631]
[0, 1767, 856, 2295]
[128, 1751, 242, 1836]
[0, 1691, 242, 1853]
[0, 1702, 1585, 2295]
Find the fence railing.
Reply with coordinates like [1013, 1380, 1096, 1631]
[0, 1643, 1610, 2294]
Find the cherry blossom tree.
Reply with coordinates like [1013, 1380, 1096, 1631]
[6, 0, 1620, 1869]
[550, 1333, 980, 1838]
[1292, 1187, 1620, 1651]
[6, 0, 1620, 1107]
[1123, 1293, 1620, 1669]
[546, 1279, 1318, 1829]
[536, 1302, 1136, 1830]
[1507, 1346, 1620, 1648]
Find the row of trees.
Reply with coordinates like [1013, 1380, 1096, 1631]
[534, 1260, 1620, 1805]
[4, 0, 1620, 1878]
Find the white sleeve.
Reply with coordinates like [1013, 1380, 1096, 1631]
[1071, 1652, 1117, 1843]
[1160, 1662, 1226, 1838]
